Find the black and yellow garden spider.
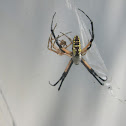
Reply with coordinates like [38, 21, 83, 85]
[48, 8, 107, 91]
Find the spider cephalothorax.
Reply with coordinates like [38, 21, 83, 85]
[48, 8, 107, 91]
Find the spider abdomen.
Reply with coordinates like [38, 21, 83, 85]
[72, 36, 82, 65]
[72, 36, 81, 56]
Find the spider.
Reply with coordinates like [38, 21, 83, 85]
[48, 8, 107, 91]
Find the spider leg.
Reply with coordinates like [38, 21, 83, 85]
[48, 34, 72, 57]
[50, 13, 72, 56]
[60, 32, 73, 43]
[78, 8, 94, 43]
[51, 12, 65, 52]
[81, 42, 92, 56]
[81, 58, 107, 85]
[58, 31, 72, 40]
[78, 8, 94, 55]
[60, 32, 73, 49]
[49, 59, 73, 91]
[48, 38, 65, 56]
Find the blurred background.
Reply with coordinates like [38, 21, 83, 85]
[0, 0, 126, 126]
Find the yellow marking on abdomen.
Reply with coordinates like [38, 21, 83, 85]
[72, 36, 81, 56]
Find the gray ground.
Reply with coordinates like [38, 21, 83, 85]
[0, 0, 126, 126]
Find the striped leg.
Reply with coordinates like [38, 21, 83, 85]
[81, 58, 107, 85]
[50, 13, 72, 56]
[49, 59, 73, 91]
[78, 8, 94, 55]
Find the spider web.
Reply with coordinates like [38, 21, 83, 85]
[0, 86, 16, 126]
[75, 9, 110, 81]
[65, 0, 126, 103]
[65, 1, 111, 84]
